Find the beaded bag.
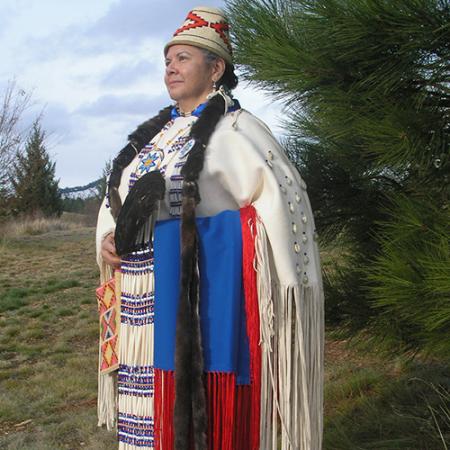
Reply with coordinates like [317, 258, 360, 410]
[96, 270, 121, 373]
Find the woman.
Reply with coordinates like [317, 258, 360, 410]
[96, 6, 324, 450]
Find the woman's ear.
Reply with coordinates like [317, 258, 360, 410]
[212, 57, 226, 83]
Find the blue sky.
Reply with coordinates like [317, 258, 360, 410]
[1, 0, 283, 187]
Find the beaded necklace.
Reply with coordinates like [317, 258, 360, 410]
[171, 101, 208, 119]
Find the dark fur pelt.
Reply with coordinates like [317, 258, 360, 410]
[114, 170, 165, 256]
[174, 94, 226, 450]
[108, 106, 172, 219]
[174, 192, 206, 450]
[108, 142, 138, 220]
[181, 95, 225, 183]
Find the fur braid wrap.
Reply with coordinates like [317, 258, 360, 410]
[174, 95, 227, 450]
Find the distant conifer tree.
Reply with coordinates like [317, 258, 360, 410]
[11, 120, 62, 217]
[227, 0, 450, 357]
[96, 158, 112, 201]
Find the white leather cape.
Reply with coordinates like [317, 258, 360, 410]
[96, 109, 324, 450]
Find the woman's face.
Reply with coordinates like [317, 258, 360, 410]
[164, 44, 223, 113]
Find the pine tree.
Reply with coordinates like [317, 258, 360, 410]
[227, 0, 450, 356]
[11, 120, 62, 217]
[96, 158, 112, 201]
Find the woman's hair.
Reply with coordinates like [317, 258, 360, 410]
[201, 48, 238, 91]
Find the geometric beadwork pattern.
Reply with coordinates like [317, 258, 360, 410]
[96, 271, 121, 373]
[118, 364, 154, 397]
[118, 412, 154, 448]
[120, 292, 154, 327]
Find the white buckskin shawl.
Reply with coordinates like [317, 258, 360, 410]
[96, 109, 324, 450]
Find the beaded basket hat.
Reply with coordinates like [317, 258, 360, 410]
[164, 6, 233, 64]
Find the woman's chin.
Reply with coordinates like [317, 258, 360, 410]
[167, 84, 184, 98]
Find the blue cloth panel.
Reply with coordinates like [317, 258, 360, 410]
[153, 210, 250, 384]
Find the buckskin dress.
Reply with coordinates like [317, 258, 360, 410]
[95, 105, 324, 450]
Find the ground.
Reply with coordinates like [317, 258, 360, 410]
[0, 228, 448, 449]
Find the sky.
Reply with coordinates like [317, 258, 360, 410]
[1, 0, 284, 188]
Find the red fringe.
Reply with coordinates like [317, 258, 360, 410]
[240, 205, 262, 450]
[154, 371, 252, 450]
[233, 385, 252, 450]
[154, 369, 174, 450]
[207, 372, 236, 450]
[154, 205, 261, 449]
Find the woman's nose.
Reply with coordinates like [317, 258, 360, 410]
[166, 61, 177, 74]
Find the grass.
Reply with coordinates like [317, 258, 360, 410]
[0, 213, 86, 239]
[0, 227, 449, 449]
[0, 226, 117, 449]
[324, 340, 450, 449]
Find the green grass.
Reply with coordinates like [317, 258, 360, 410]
[0, 288, 32, 312]
[0, 227, 117, 449]
[324, 340, 450, 449]
[0, 227, 449, 449]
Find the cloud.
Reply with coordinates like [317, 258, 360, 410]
[85, 0, 225, 44]
[0, 13, 10, 38]
[100, 59, 158, 87]
[55, 115, 140, 188]
[0, 1, 20, 39]
[22, 0, 226, 61]
[77, 93, 169, 117]
[40, 103, 76, 140]
[16, 102, 77, 153]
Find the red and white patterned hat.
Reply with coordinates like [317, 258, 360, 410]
[164, 6, 233, 64]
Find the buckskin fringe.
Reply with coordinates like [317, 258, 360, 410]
[99, 259, 113, 285]
[97, 350, 118, 430]
[254, 217, 324, 450]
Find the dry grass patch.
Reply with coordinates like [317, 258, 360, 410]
[0, 215, 85, 239]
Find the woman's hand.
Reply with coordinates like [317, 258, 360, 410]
[101, 233, 121, 268]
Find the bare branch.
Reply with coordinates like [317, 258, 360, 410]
[0, 79, 34, 194]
